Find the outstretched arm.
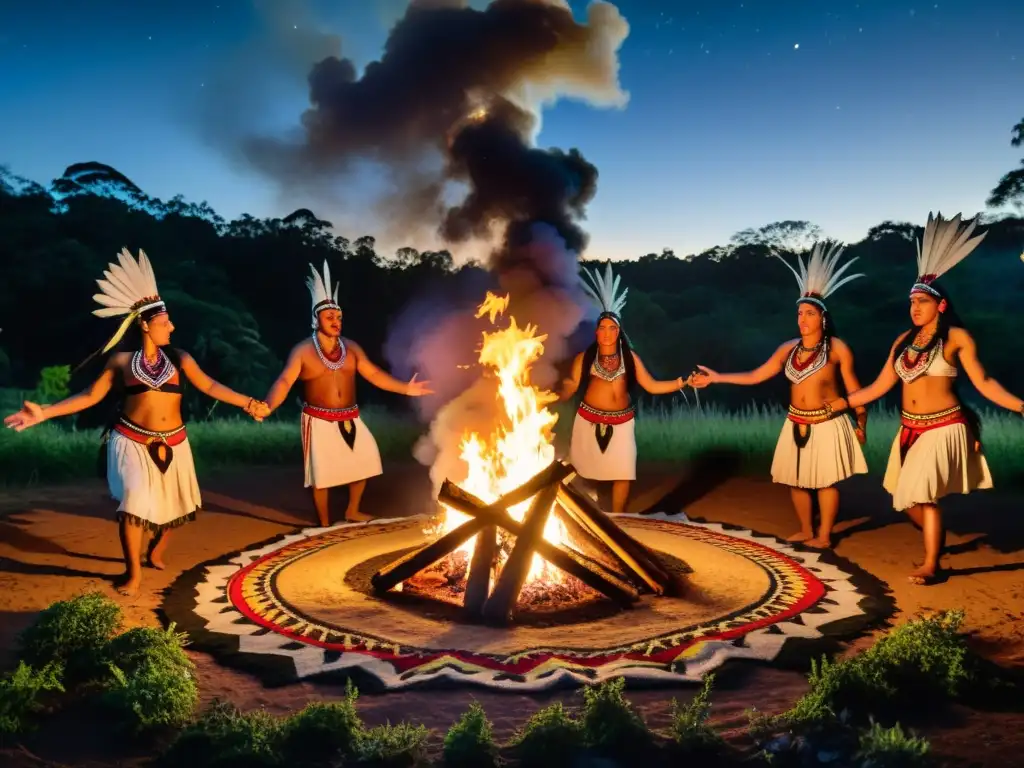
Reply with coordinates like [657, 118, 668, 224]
[631, 352, 686, 396]
[557, 353, 584, 402]
[351, 341, 433, 396]
[4, 357, 118, 431]
[954, 328, 1024, 413]
[834, 339, 868, 433]
[837, 335, 905, 410]
[177, 351, 262, 412]
[263, 344, 304, 413]
[696, 341, 792, 387]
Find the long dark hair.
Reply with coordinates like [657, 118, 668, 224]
[579, 316, 639, 403]
[893, 285, 981, 440]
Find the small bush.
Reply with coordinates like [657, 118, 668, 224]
[280, 682, 363, 764]
[0, 662, 64, 740]
[857, 720, 930, 767]
[159, 700, 283, 768]
[443, 701, 498, 767]
[356, 721, 430, 766]
[580, 677, 651, 758]
[509, 701, 583, 768]
[17, 592, 122, 683]
[669, 673, 725, 754]
[100, 624, 198, 734]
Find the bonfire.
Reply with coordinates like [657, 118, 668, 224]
[371, 292, 679, 623]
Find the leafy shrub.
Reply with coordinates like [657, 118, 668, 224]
[100, 624, 198, 734]
[17, 592, 122, 683]
[159, 700, 283, 768]
[443, 701, 498, 767]
[0, 662, 64, 740]
[355, 721, 430, 767]
[34, 365, 71, 405]
[580, 677, 651, 758]
[280, 682, 363, 764]
[508, 701, 583, 768]
[856, 720, 930, 767]
[669, 673, 725, 754]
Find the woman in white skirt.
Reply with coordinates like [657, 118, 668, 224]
[692, 241, 869, 548]
[4, 248, 268, 596]
[828, 213, 1023, 585]
[559, 262, 692, 514]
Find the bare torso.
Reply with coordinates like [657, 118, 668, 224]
[581, 350, 632, 411]
[782, 340, 845, 410]
[296, 337, 360, 409]
[115, 352, 185, 431]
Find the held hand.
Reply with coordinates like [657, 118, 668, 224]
[244, 399, 270, 422]
[824, 398, 846, 416]
[3, 401, 45, 432]
[405, 373, 435, 397]
[854, 426, 867, 445]
[691, 365, 716, 387]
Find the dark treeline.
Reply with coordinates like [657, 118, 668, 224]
[2, 162, 1024, 426]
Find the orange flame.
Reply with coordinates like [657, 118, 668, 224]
[436, 291, 567, 585]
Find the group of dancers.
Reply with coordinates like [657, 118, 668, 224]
[3, 211, 1021, 595]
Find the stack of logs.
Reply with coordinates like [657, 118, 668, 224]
[370, 460, 682, 624]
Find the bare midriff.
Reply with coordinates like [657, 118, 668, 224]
[299, 338, 359, 409]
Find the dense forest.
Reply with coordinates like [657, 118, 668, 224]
[2, 160, 1024, 429]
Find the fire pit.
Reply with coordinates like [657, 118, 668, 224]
[370, 293, 682, 624]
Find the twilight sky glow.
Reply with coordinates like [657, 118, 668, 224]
[1, 0, 1021, 262]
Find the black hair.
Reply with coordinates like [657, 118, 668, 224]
[893, 284, 981, 440]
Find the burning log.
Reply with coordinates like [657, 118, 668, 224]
[481, 481, 560, 622]
[438, 479, 641, 613]
[371, 460, 573, 594]
[555, 483, 684, 597]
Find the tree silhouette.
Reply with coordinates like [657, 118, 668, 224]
[987, 117, 1024, 211]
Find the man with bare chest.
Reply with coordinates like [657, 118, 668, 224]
[262, 262, 432, 525]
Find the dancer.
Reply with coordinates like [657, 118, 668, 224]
[558, 262, 691, 514]
[690, 241, 868, 548]
[827, 212, 1023, 585]
[3, 248, 269, 596]
[262, 261, 433, 526]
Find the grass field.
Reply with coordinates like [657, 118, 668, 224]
[2, 399, 1023, 489]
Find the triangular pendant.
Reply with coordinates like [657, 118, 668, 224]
[595, 423, 614, 453]
[147, 441, 173, 474]
[339, 419, 358, 450]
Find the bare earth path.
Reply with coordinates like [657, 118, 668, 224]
[1, 461, 1023, 766]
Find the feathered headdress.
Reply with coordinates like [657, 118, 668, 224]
[911, 212, 987, 298]
[306, 260, 340, 329]
[774, 241, 864, 312]
[91, 248, 166, 354]
[580, 261, 628, 324]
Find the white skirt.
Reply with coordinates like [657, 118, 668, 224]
[569, 411, 637, 482]
[883, 420, 992, 511]
[107, 431, 201, 530]
[301, 410, 383, 489]
[770, 415, 868, 490]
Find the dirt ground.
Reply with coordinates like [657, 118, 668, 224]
[1, 460, 1023, 766]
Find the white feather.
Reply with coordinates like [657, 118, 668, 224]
[915, 212, 987, 281]
[90, 247, 164, 317]
[307, 261, 341, 321]
[580, 261, 628, 317]
[775, 241, 864, 300]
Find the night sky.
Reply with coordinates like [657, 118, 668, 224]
[2, 0, 1021, 261]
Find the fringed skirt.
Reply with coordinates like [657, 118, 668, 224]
[569, 403, 637, 482]
[106, 418, 201, 531]
[883, 406, 992, 511]
[770, 406, 868, 490]
[301, 404, 383, 489]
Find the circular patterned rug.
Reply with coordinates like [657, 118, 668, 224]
[162, 513, 893, 691]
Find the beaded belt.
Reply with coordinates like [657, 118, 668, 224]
[302, 404, 360, 450]
[577, 403, 635, 425]
[898, 405, 968, 465]
[302, 404, 360, 422]
[786, 405, 831, 425]
[112, 417, 187, 474]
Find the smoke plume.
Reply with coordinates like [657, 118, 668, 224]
[236, 0, 630, 493]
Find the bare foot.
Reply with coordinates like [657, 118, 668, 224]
[344, 509, 373, 523]
[147, 555, 166, 571]
[907, 565, 939, 585]
[805, 536, 832, 549]
[785, 531, 814, 543]
[115, 575, 141, 597]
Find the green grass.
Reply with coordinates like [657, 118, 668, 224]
[2, 397, 1023, 489]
